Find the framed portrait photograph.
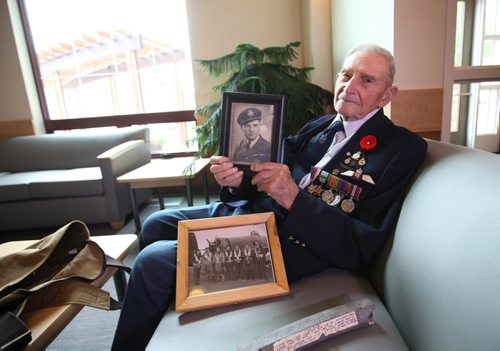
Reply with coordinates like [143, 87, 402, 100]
[175, 212, 289, 313]
[220, 92, 285, 168]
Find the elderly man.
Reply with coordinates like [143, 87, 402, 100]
[232, 107, 271, 164]
[112, 43, 427, 350]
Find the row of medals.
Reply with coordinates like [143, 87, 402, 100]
[307, 181, 356, 213]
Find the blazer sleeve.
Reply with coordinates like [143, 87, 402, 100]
[220, 171, 259, 203]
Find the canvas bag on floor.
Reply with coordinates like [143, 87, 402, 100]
[0, 220, 130, 350]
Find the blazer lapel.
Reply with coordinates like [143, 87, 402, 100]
[324, 109, 389, 170]
[281, 114, 335, 164]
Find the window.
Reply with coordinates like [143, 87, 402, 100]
[454, 0, 500, 67]
[19, 0, 197, 154]
[445, 0, 500, 152]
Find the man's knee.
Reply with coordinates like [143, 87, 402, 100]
[131, 241, 178, 293]
[135, 241, 178, 272]
[141, 209, 181, 247]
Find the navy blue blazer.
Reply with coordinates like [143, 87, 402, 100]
[222, 109, 427, 282]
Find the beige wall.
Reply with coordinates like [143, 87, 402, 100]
[186, 0, 335, 98]
[186, 0, 314, 107]
[394, 0, 446, 89]
[331, 0, 394, 78]
[392, 0, 446, 138]
[331, 0, 445, 89]
[0, 0, 44, 135]
[300, 0, 333, 91]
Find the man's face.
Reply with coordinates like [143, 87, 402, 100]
[241, 120, 262, 142]
[334, 50, 398, 121]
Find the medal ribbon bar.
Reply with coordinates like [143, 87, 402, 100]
[311, 167, 362, 201]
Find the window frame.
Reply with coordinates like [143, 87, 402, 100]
[17, 0, 196, 138]
[442, 0, 500, 144]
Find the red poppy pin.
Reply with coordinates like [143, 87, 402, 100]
[360, 135, 377, 151]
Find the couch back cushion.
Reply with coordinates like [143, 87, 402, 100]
[370, 140, 500, 350]
[0, 126, 149, 172]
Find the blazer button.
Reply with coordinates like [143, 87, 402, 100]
[288, 235, 295, 241]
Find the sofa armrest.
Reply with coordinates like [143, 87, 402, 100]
[97, 140, 152, 221]
[98, 140, 151, 175]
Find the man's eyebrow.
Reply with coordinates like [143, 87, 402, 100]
[360, 72, 377, 81]
[338, 69, 378, 82]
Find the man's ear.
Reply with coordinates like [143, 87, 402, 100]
[379, 85, 399, 108]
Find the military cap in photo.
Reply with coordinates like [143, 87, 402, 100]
[237, 108, 262, 125]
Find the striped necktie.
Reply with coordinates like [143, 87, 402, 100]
[309, 120, 344, 158]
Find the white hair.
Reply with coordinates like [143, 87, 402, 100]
[346, 43, 396, 85]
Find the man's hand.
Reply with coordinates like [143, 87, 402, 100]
[250, 162, 299, 210]
[209, 156, 243, 188]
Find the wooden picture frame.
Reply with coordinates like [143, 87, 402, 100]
[220, 92, 285, 168]
[175, 212, 289, 312]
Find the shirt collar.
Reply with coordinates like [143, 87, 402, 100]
[248, 136, 259, 147]
[337, 108, 380, 138]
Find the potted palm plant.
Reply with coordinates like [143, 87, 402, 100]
[194, 41, 334, 157]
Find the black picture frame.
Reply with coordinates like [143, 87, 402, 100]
[220, 92, 285, 168]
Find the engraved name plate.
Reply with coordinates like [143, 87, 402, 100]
[236, 299, 375, 351]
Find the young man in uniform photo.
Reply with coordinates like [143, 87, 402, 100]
[232, 107, 272, 164]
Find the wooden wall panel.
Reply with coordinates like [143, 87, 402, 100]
[390, 88, 443, 140]
[0, 120, 35, 137]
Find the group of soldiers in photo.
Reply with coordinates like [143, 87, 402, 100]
[191, 239, 271, 285]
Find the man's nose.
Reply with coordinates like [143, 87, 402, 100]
[344, 77, 359, 93]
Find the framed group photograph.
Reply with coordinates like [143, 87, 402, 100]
[175, 212, 289, 313]
[220, 92, 285, 168]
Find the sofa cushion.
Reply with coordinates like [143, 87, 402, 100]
[0, 168, 104, 201]
[147, 268, 408, 350]
[29, 167, 103, 199]
[0, 171, 37, 201]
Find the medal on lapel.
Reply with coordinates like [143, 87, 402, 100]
[318, 119, 343, 144]
[340, 135, 377, 185]
[318, 124, 331, 144]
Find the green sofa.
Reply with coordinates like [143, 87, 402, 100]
[146, 139, 500, 350]
[0, 127, 151, 232]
